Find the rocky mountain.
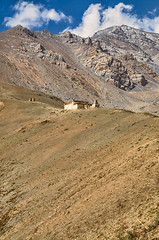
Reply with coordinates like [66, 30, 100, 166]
[1, 26, 159, 240]
[0, 25, 159, 114]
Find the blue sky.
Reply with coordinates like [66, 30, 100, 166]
[1, 0, 159, 37]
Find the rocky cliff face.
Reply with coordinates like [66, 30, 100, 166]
[0, 25, 159, 114]
[59, 25, 159, 92]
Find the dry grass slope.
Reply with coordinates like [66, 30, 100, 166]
[0, 84, 159, 239]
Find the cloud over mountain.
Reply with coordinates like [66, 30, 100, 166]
[4, 1, 159, 37]
[4, 1, 72, 28]
[69, 3, 159, 37]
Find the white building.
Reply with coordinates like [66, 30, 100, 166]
[91, 100, 100, 108]
[64, 99, 99, 110]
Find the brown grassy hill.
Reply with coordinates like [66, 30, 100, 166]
[0, 84, 159, 239]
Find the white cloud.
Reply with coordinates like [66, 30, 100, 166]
[70, 4, 102, 38]
[148, 8, 157, 16]
[4, 2, 159, 37]
[42, 9, 72, 24]
[69, 3, 159, 37]
[101, 3, 139, 29]
[4, 1, 71, 28]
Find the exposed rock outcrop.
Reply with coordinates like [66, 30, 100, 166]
[0, 24, 159, 115]
[86, 37, 92, 46]
[131, 74, 148, 86]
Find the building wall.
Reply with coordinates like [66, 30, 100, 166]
[64, 101, 99, 110]
[64, 103, 78, 110]
[91, 103, 99, 108]
[77, 104, 85, 109]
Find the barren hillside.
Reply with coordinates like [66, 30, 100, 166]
[0, 25, 159, 115]
[0, 83, 159, 239]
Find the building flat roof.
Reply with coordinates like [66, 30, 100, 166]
[64, 100, 89, 105]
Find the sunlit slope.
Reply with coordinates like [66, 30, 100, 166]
[0, 84, 159, 240]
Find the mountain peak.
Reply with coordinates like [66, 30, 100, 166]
[0, 25, 159, 115]
[9, 25, 37, 38]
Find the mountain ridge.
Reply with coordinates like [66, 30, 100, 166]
[0, 25, 159, 240]
[0, 25, 159, 115]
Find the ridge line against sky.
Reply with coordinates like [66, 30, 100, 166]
[1, 1, 159, 37]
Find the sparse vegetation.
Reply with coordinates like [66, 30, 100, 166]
[0, 83, 159, 240]
[0, 208, 15, 235]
